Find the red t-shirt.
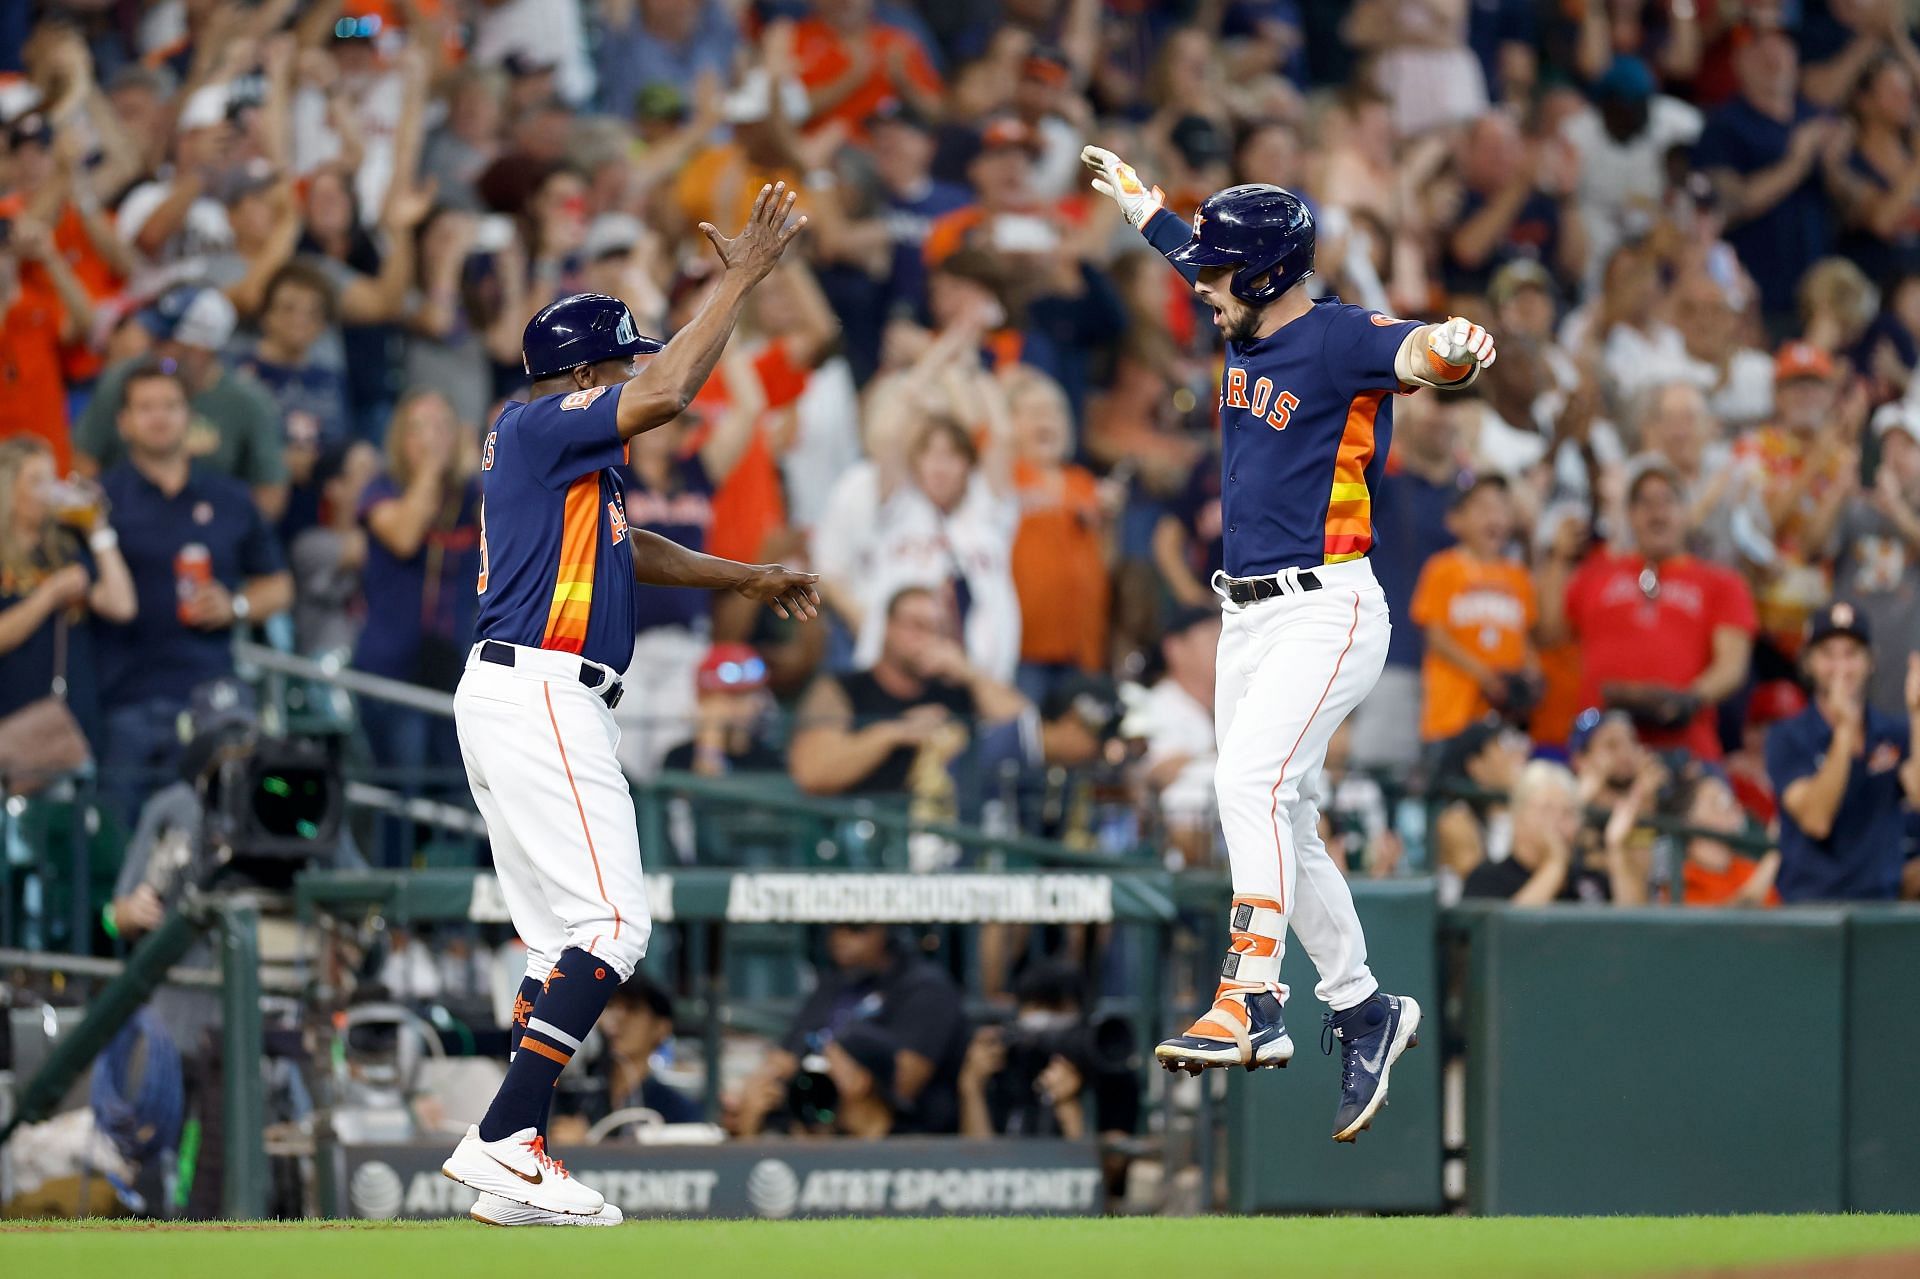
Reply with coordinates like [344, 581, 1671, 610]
[1563, 550, 1757, 760]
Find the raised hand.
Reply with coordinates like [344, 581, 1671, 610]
[699, 182, 808, 286]
[1081, 144, 1165, 230]
[736, 562, 821, 620]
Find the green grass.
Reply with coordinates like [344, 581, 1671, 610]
[4, 1215, 1918, 1278]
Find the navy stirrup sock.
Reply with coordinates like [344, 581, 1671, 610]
[479, 949, 620, 1142]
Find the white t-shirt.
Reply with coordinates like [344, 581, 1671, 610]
[779, 357, 863, 536]
[1142, 678, 1217, 826]
[469, 0, 595, 106]
[116, 178, 232, 262]
[812, 460, 882, 587]
[854, 476, 1022, 682]
[1563, 96, 1703, 285]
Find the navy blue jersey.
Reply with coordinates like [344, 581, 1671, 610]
[1142, 208, 1420, 576]
[1765, 705, 1912, 903]
[474, 382, 637, 671]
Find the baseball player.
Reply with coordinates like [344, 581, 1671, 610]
[1082, 147, 1496, 1141]
[441, 185, 817, 1223]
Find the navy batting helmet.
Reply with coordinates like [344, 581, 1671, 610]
[1168, 184, 1314, 306]
[522, 293, 664, 379]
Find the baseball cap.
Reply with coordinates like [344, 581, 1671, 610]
[1041, 673, 1125, 740]
[583, 212, 644, 263]
[1162, 604, 1218, 641]
[1624, 452, 1684, 503]
[1022, 46, 1073, 87]
[867, 98, 933, 135]
[696, 643, 769, 694]
[6, 111, 52, 150]
[1805, 599, 1870, 650]
[978, 116, 1042, 155]
[1169, 114, 1231, 170]
[140, 285, 238, 351]
[1434, 716, 1508, 781]
[1489, 258, 1554, 309]
[502, 52, 557, 80]
[633, 82, 688, 124]
[1595, 54, 1656, 103]
[1449, 470, 1510, 510]
[722, 68, 809, 125]
[1747, 679, 1808, 727]
[1774, 340, 1835, 383]
[1568, 706, 1634, 758]
[1871, 400, 1920, 447]
[178, 83, 230, 131]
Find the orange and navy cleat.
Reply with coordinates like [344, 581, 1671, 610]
[1154, 984, 1294, 1074]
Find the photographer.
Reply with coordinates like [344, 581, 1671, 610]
[729, 1023, 904, 1140]
[723, 923, 969, 1136]
[957, 963, 1140, 1143]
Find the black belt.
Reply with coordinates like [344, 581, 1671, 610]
[478, 640, 625, 709]
[1224, 569, 1322, 606]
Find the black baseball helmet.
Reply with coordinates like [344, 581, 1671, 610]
[521, 293, 664, 380]
[1169, 183, 1315, 306]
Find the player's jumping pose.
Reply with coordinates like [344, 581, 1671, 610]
[1083, 147, 1496, 1141]
[441, 185, 817, 1222]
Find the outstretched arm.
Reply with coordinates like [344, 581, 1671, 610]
[628, 527, 821, 620]
[1394, 316, 1498, 390]
[1080, 145, 1200, 283]
[616, 184, 808, 442]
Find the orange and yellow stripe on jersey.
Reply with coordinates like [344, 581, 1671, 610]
[1323, 391, 1385, 564]
[542, 474, 600, 653]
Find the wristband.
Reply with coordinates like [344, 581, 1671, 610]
[89, 526, 119, 552]
[102, 901, 120, 940]
[231, 591, 253, 621]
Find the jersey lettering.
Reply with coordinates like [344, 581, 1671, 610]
[561, 385, 611, 411]
[1249, 376, 1272, 418]
[476, 501, 490, 594]
[1225, 367, 1250, 409]
[607, 497, 629, 545]
[1267, 391, 1300, 432]
[481, 431, 497, 471]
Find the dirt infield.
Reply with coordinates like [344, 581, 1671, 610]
[1671, 1251, 1920, 1278]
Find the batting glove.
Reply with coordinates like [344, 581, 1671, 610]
[1428, 316, 1498, 371]
[1081, 145, 1165, 231]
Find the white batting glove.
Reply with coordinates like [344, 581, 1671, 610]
[1080, 144, 1165, 231]
[1429, 316, 1497, 370]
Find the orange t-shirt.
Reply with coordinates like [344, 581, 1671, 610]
[1011, 460, 1108, 669]
[682, 340, 807, 564]
[672, 144, 800, 243]
[0, 292, 73, 473]
[1681, 855, 1779, 907]
[792, 19, 943, 142]
[1529, 639, 1583, 749]
[1409, 548, 1536, 742]
[0, 198, 122, 384]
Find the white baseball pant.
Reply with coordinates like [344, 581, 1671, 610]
[454, 642, 653, 983]
[1213, 557, 1390, 1012]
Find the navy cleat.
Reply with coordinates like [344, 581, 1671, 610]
[1155, 986, 1295, 1074]
[1322, 992, 1421, 1142]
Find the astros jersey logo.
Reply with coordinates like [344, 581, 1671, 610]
[607, 492, 629, 545]
[1224, 368, 1301, 431]
[561, 385, 611, 411]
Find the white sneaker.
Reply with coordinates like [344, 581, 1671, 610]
[471, 1192, 623, 1227]
[441, 1125, 604, 1216]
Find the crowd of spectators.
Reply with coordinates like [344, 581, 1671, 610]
[2, 0, 1920, 934]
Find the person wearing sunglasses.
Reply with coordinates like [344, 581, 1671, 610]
[660, 641, 783, 777]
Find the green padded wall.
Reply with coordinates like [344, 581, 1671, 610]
[1467, 908, 1849, 1216]
[1845, 908, 1920, 1211]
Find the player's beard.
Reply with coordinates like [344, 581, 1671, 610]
[1221, 303, 1261, 346]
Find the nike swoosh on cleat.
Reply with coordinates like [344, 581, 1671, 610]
[488, 1153, 543, 1185]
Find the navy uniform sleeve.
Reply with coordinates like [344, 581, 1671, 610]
[1323, 303, 1421, 396]
[1141, 207, 1200, 285]
[518, 382, 629, 489]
